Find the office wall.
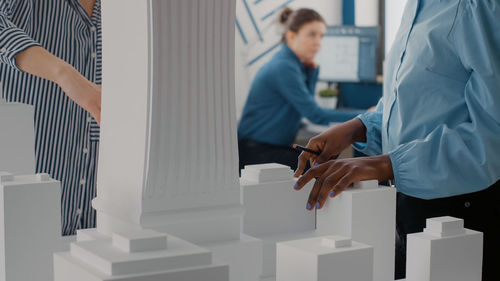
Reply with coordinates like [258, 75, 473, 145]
[235, 0, 342, 119]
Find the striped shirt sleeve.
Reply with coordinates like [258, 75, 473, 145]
[0, 1, 41, 71]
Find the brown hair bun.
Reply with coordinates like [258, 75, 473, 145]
[279, 7, 294, 25]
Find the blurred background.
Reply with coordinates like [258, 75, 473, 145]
[235, 0, 407, 118]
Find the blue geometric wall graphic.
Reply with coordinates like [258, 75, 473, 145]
[236, 0, 296, 68]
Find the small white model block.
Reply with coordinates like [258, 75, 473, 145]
[423, 216, 466, 237]
[241, 163, 296, 183]
[321, 235, 352, 248]
[240, 163, 315, 237]
[0, 103, 36, 175]
[54, 229, 228, 281]
[353, 179, 378, 189]
[112, 229, 167, 253]
[258, 230, 318, 279]
[406, 216, 483, 281]
[276, 236, 373, 281]
[77, 228, 109, 242]
[316, 181, 396, 281]
[0, 172, 62, 281]
[205, 233, 263, 281]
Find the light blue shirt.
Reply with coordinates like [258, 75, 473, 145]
[354, 0, 500, 199]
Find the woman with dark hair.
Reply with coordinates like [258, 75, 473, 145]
[238, 8, 361, 171]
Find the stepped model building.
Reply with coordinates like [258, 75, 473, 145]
[54, 0, 260, 280]
[406, 216, 483, 281]
[276, 235, 374, 281]
[317, 180, 396, 281]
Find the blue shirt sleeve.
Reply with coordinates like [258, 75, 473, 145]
[389, 1, 500, 199]
[0, 0, 41, 71]
[352, 99, 383, 156]
[272, 61, 361, 125]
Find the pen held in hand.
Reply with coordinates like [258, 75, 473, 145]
[293, 144, 321, 156]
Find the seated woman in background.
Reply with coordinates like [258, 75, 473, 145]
[238, 7, 361, 171]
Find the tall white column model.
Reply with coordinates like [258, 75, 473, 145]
[406, 216, 483, 281]
[316, 180, 396, 281]
[94, 0, 242, 244]
[54, 1, 262, 281]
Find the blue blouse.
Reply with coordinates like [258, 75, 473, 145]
[238, 43, 359, 146]
[355, 0, 500, 199]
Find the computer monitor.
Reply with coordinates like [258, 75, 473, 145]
[316, 26, 379, 82]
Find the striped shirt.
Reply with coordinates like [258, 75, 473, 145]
[0, 0, 101, 235]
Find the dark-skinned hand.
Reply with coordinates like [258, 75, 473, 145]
[294, 118, 367, 178]
[294, 155, 394, 210]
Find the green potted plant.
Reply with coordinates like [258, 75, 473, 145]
[317, 88, 339, 109]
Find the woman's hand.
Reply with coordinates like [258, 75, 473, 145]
[16, 46, 102, 124]
[294, 155, 394, 210]
[294, 118, 367, 177]
[56, 66, 102, 124]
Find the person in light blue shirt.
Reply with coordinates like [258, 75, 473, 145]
[238, 8, 361, 171]
[293, 1, 500, 280]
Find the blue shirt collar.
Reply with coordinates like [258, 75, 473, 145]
[280, 43, 306, 68]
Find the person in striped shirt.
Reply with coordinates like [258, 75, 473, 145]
[0, 0, 101, 235]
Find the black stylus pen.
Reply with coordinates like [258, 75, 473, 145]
[292, 144, 321, 156]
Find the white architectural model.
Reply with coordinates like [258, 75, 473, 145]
[55, 0, 259, 280]
[317, 180, 396, 281]
[0, 101, 64, 281]
[0, 103, 35, 175]
[406, 216, 483, 281]
[240, 164, 316, 280]
[95, 0, 242, 243]
[276, 235, 373, 281]
[54, 228, 229, 281]
[0, 172, 61, 281]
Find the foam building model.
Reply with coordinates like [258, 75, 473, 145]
[0, 101, 64, 281]
[276, 235, 374, 281]
[317, 180, 396, 281]
[0, 102, 35, 175]
[54, 0, 258, 280]
[240, 164, 316, 280]
[406, 216, 483, 281]
[0, 172, 62, 281]
[241, 165, 396, 281]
